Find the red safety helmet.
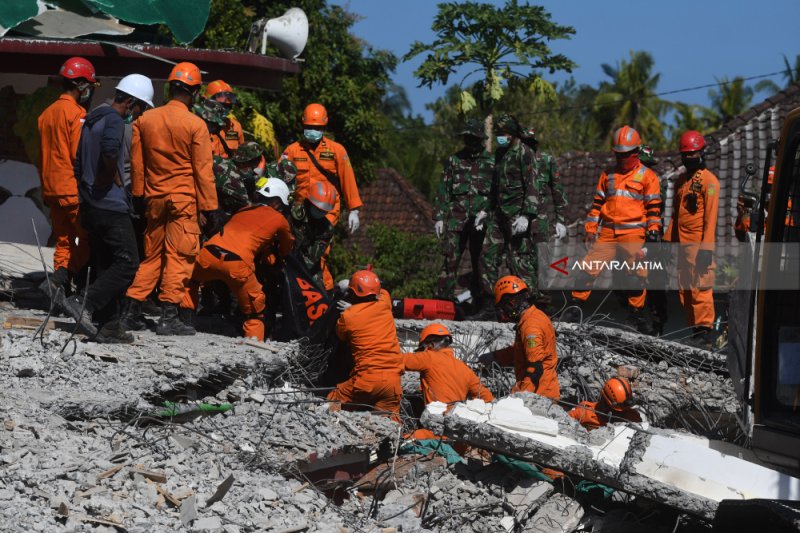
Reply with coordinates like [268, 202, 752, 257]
[419, 323, 452, 345]
[59, 57, 97, 84]
[168, 62, 202, 87]
[600, 377, 633, 411]
[308, 180, 338, 213]
[679, 130, 706, 153]
[349, 270, 380, 298]
[493, 275, 528, 305]
[303, 103, 328, 127]
[612, 125, 641, 153]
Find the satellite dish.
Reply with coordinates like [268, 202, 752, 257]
[262, 7, 308, 61]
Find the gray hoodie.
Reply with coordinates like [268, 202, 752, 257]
[75, 103, 128, 213]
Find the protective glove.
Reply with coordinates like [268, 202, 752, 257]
[434, 220, 444, 238]
[696, 249, 713, 273]
[474, 210, 487, 231]
[477, 352, 495, 367]
[336, 300, 353, 312]
[511, 215, 529, 236]
[348, 210, 360, 233]
[646, 230, 661, 243]
[337, 279, 350, 292]
[555, 222, 567, 240]
[131, 196, 145, 220]
[202, 209, 226, 237]
[584, 232, 597, 245]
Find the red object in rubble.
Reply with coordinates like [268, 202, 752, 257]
[392, 298, 456, 320]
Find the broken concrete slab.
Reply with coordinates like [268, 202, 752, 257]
[422, 392, 800, 521]
[526, 493, 584, 533]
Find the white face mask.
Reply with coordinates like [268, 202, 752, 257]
[253, 166, 264, 177]
[303, 129, 323, 143]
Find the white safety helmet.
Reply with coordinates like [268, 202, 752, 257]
[256, 178, 290, 206]
[116, 74, 155, 108]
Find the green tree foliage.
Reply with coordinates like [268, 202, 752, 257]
[754, 53, 800, 95]
[668, 102, 715, 145]
[403, 0, 575, 137]
[327, 224, 439, 298]
[594, 50, 670, 148]
[707, 76, 754, 128]
[159, 0, 397, 182]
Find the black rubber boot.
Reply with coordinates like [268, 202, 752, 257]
[156, 303, 196, 336]
[119, 297, 148, 332]
[94, 320, 134, 344]
[39, 267, 69, 300]
[178, 307, 196, 329]
[62, 294, 98, 336]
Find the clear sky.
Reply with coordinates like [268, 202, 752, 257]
[328, 0, 800, 122]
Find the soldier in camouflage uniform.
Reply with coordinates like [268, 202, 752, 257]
[289, 180, 338, 290]
[521, 127, 568, 240]
[483, 114, 542, 295]
[433, 119, 495, 305]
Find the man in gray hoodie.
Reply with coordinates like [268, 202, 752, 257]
[64, 74, 154, 342]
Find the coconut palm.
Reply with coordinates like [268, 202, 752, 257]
[707, 76, 754, 128]
[593, 50, 670, 148]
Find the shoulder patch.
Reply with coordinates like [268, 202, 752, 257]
[707, 186, 716, 196]
[525, 334, 538, 349]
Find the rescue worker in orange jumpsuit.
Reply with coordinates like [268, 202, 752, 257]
[37, 57, 98, 299]
[563, 126, 662, 333]
[188, 178, 294, 340]
[481, 276, 560, 400]
[204, 80, 244, 158]
[735, 165, 793, 240]
[282, 104, 363, 233]
[120, 62, 223, 336]
[665, 131, 720, 349]
[327, 270, 403, 419]
[404, 323, 494, 441]
[568, 377, 642, 430]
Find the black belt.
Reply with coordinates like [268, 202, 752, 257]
[206, 245, 242, 261]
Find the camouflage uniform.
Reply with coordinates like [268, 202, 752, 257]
[290, 205, 335, 290]
[521, 127, 568, 234]
[213, 156, 252, 216]
[483, 115, 542, 292]
[433, 119, 494, 300]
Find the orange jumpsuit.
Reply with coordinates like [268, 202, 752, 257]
[188, 205, 293, 340]
[125, 100, 218, 305]
[210, 116, 245, 158]
[404, 347, 494, 405]
[665, 168, 719, 328]
[38, 94, 89, 273]
[573, 163, 662, 309]
[282, 137, 363, 226]
[494, 305, 560, 399]
[327, 289, 403, 417]
[568, 401, 642, 430]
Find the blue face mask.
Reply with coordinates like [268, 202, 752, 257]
[496, 135, 511, 147]
[303, 129, 323, 143]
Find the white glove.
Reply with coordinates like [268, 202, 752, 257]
[348, 210, 360, 233]
[337, 279, 350, 292]
[434, 220, 444, 238]
[478, 352, 495, 367]
[511, 215, 529, 235]
[555, 222, 567, 240]
[474, 210, 487, 231]
[336, 300, 352, 312]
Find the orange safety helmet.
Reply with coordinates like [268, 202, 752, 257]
[308, 180, 338, 213]
[493, 275, 528, 305]
[349, 269, 381, 298]
[612, 125, 641, 153]
[600, 377, 633, 410]
[419, 323, 452, 345]
[168, 62, 202, 87]
[303, 103, 328, 127]
[679, 130, 706, 153]
[59, 57, 97, 84]
[205, 80, 235, 102]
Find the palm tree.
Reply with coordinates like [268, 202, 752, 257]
[669, 102, 714, 144]
[707, 76, 754, 128]
[755, 54, 800, 95]
[593, 50, 670, 148]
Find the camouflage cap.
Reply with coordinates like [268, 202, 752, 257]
[495, 114, 521, 137]
[233, 141, 265, 164]
[212, 156, 249, 213]
[265, 159, 298, 194]
[193, 98, 227, 127]
[459, 118, 487, 139]
[639, 145, 658, 166]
